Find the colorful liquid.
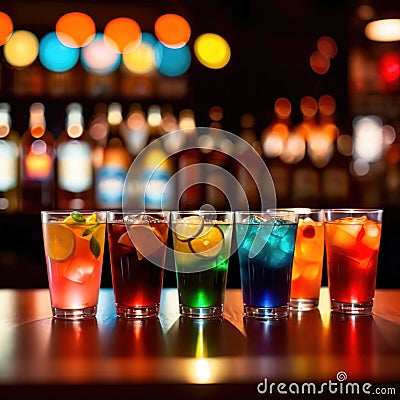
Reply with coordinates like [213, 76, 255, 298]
[236, 219, 297, 308]
[290, 218, 324, 300]
[108, 221, 168, 309]
[43, 216, 105, 311]
[325, 216, 382, 303]
[173, 221, 233, 309]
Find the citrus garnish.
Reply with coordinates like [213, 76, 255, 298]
[119, 225, 165, 260]
[189, 225, 224, 258]
[44, 223, 75, 262]
[174, 215, 204, 241]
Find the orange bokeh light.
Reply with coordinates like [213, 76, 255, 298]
[274, 97, 292, 119]
[317, 36, 338, 59]
[310, 50, 330, 74]
[0, 12, 13, 46]
[300, 96, 318, 118]
[104, 17, 141, 54]
[318, 95, 336, 116]
[154, 14, 191, 48]
[56, 12, 96, 48]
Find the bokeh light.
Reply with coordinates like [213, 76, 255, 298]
[0, 12, 13, 46]
[318, 95, 336, 116]
[39, 32, 79, 72]
[365, 19, 400, 42]
[300, 96, 318, 118]
[56, 12, 96, 48]
[154, 42, 191, 77]
[104, 17, 141, 54]
[4, 30, 38, 67]
[310, 50, 330, 74]
[317, 36, 338, 59]
[81, 33, 121, 75]
[274, 97, 292, 119]
[194, 33, 231, 69]
[379, 52, 400, 83]
[123, 32, 156, 75]
[154, 14, 191, 49]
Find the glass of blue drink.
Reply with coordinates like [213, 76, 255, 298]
[235, 210, 298, 319]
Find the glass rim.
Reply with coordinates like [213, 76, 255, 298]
[323, 208, 383, 213]
[170, 210, 233, 215]
[107, 210, 170, 221]
[235, 210, 298, 215]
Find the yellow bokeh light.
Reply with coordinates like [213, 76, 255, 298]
[4, 30, 38, 67]
[194, 33, 231, 69]
[123, 42, 155, 74]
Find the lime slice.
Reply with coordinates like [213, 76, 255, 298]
[44, 224, 75, 262]
[174, 215, 204, 241]
[189, 225, 224, 258]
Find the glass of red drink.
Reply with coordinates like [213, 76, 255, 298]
[107, 211, 169, 319]
[324, 209, 383, 315]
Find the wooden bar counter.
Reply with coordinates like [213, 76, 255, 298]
[0, 288, 399, 399]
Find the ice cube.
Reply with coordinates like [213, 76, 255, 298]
[270, 218, 287, 238]
[265, 246, 291, 268]
[64, 263, 94, 284]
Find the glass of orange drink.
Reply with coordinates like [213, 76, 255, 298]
[42, 210, 106, 319]
[289, 209, 325, 311]
[324, 209, 383, 315]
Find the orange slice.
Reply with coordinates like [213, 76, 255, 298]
[44, 223, 75, 262]
[189, 225, 224, 258]
[120, 224, 165, 260]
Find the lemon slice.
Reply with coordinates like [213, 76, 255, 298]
[189, 225, 224, 258]
[86, 213, 98, 224]
[44, 223, 75, 262]
[174, 215, 205, 241]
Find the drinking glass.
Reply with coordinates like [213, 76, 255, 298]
[324, 208, 383, 315]
[171, 211, 233, 318]
[235, 210, 298, 319]
[289, 208, 324, 311]
[42, 210, 106, 319]
[107, 211, 169, 318]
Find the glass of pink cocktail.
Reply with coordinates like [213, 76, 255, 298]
[42, 210, 106, 319]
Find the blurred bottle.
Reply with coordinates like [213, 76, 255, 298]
[234, 113, 262, 210]
[95, 102, 131, 209]
[0, 103, 20, 212]
[87, 103, 109, 172]
[56, 103, 94, 210]
[120, 103, 149, 158]
[290, 97, 319, 208]
[20, 102, 56, 212]
[204, 106, 232, 210]
[317, 95, 353, 207]
[142, 105, 175, 210]
[177, 109, 204, 210]
[261, 98, 292, 206]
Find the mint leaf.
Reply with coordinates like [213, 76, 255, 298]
[71, 211, 86, 223]
[90, 236, 101, 259]
[82, 223, 99, 237]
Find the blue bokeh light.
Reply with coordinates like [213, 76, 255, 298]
[39, 32, 79, 72]
[154, 41, 191, 77]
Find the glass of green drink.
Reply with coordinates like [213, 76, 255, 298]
[171, 211, 234, 318]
